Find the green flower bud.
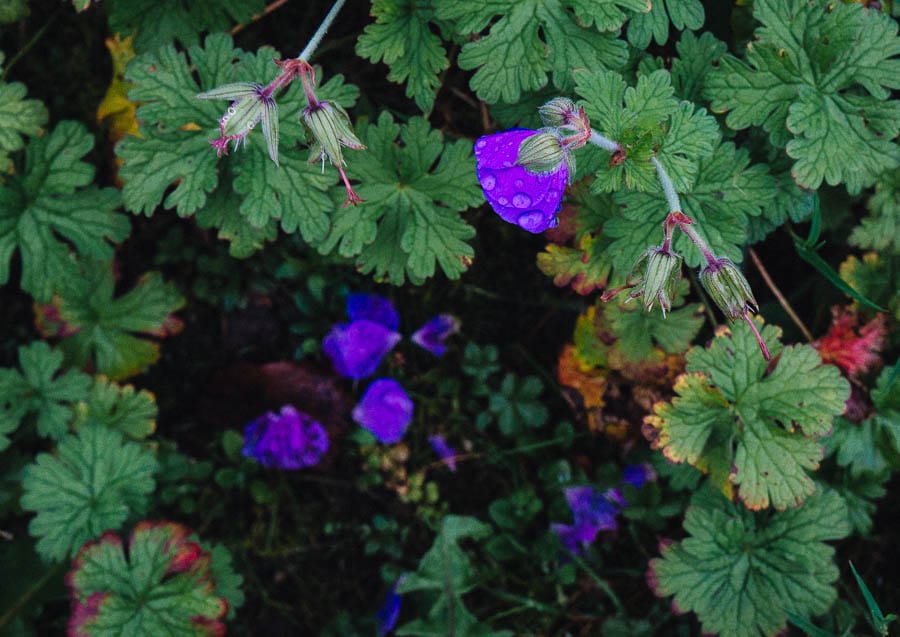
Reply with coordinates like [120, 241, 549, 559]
[197, 82, 280, 164]
[699, 257, 758, 321]
[539, 97, 578, 127]
[628, 246, 683, 315]
[302, 100, 365, 168]
[516, 131, 566, 175]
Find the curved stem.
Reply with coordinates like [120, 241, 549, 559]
[748, 247, 813, 342]
[297, 0, 347, 60]
[588, 130, 620, 152]
[650, 156, 681, 213]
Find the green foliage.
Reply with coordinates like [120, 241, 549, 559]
[106, 0, 265, 53]
[669, 31, 726, 103]
[0, 53, 47, 171]
[574, 68, 718, 195]
[462, 343, 501, 396]
[0, 121, 129, 302]
[318, 112, 480, 284]
[20, 424, 157, 561]
[434, 0, 628, 103]
[356, 0, 448, 113]
[538, 235, 612, 295]
[67, 521, 229, 635]
[604, 281, 704, 360]
[205, 543, 245, 620]
[566, 0, 649, 31]
[117, 34, 355, 257]
[0, 341, 92, 443]
[706, 0, 900, 192]
[488, 373, 549, 436]
[827, 365, 900, 477]
[606, 141, 776, 272]
[649, 487, 850, 637]
[851, 169, 900, 255]
[626, 0, 704, 48]
[72, 376, 158, 440]
[53, 259, 184, 381]
[646, 319, 850, 510]
[397, 515, 507, 636]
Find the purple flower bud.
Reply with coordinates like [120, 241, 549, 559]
[428, 435, 458, 471]
[411, 314, 460, 357]
[346, 293, 400, 331]
[242, 405, 328, 469]
[197, 82, 279, 165]
[352, 379, 414, 444]
[322, 320, 401, 379]
[475, 129, 568, 234]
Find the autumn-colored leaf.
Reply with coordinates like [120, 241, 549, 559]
[815, 305, 887, 379]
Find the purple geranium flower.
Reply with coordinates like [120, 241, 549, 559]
[323, 320, 401, 379]
[352, 379, 414, 443]
[347, 293, 400, 332]
[242, 405, 329, 470]
[376, 575, 407, 636]
[551, 486, 621, 554]
[623, 463, 657, 489]
[428, 435, 458, 471]
[411, 314, 460, 357]
[474, 129, 568, 234]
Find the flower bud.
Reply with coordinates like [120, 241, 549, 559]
[699, 257, 758, 321]
[302, 100, 364, 168]
[197, 82, 279, 164]
[539, 97, 578, 127]
[516, 131, 566, 175]
[628, 246, 683, 315]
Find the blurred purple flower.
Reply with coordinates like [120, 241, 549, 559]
[474, 129, 568, 234]
[347, 293, 400, 331]
[242, 405, 328, 470]
[428, 435, 458, 471]
[376, 575, 406, 636]
[623, 463, 657, 489]
[352, 379, 414, 443]
[411, 314, 460, 357]
[323, 320, 400, 380]
[551, 486, 621, 554]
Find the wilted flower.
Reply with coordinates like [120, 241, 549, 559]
[197, 82, 279, 164]
[242, 405, 328, 469]
[303, 99, 366, 207]
[347, 293, 400, 331]
[411, 314, 460, 356]
[322, 320, 400, 380]
[475, 129, 569, 233]
[352, 379, 414, 444]
[428, 435, 458, 471]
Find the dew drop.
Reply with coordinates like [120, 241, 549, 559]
[546, 189, 559, 201]
[514, 179, 524, 188]
[481, 173, 496, 191]
[512, 192, 532, 208]
[476, 139, 487, 148]
[517, 211, 545, 232]
[497, 196, 509, 205]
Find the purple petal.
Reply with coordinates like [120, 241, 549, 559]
[622, 463, 657, 489]
[376, 576, 406, 636]
[346, 293, 400, 331]
[411, 314, 460, 357]
[242, 405, 329, 470]
[428, 435, 458, 471]
[563, 486, 619, 530]
[474, 129, 567, 234]
[322, 319, 401, 379]
[352, 379, 414, 444]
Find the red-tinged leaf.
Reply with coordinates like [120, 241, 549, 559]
[67, 521, 228, 637]
[537, 235, 611, 295]
[815, 305, 887, 379]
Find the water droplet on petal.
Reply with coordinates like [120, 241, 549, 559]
[546, 189, 559, 202]
[514, 179, 524, 188]
[498, 196, 509, 205]
[476, 139, 487, 148]
[481, 173, 496, 191]
[517, 211, 545, 232]
[512, 192, 532, 208]
[550, 216, 560, 228]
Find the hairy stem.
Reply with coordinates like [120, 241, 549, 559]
[298, 0, 347, 60]
[589, 130, 620, 152]
[650, 156, 681, 214]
